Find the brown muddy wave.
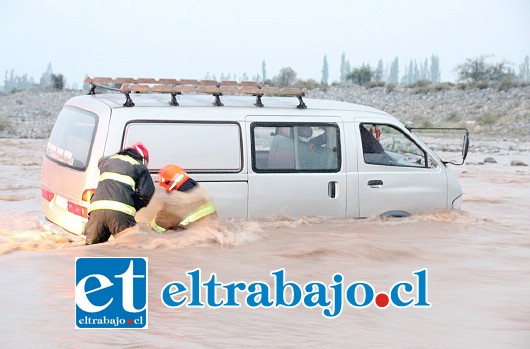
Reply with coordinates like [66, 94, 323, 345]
[0, 138, 529, 348]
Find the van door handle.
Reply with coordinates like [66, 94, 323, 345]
[328, 181, 337, 198]
[368, 179, 383, 188]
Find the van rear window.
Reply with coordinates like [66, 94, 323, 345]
[46, 107, 97, 170]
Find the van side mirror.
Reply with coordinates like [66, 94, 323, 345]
[462, 130, 470, 163]
[409, 127, 470, 166]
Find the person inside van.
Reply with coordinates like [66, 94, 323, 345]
[360, 125, 385, 154]
[308, 127, 327, 150]
[83, 143, 155, 245]
[150, 164, 219, 233]
[267, 127, 296, 169]
[360, 124, 394, 165]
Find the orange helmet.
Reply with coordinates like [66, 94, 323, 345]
[130, 142, 149, 166]
[159, 164, 189, 192]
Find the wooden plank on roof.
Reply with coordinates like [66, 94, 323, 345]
[151, 84, 177, 93]
[115, 78, 137, 83]
[200, 80, 219, 86]
[178, 79, 200, 85]
[197, 85, 220, 94]
[240, 81, 262, 87]
[280, 87, 303, 96]
[219, 80, 238, 86]
[262, 87, 281, 95]
[136, 78, 158, 84]
[88, 77, 116, 84]
[175, 85, 198, 93]
[219, 86, 240, 94]
[239, 86, 262, 95]
[157, 79, 179, 84]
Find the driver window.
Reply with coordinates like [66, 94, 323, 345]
[360, 124, 427, 168]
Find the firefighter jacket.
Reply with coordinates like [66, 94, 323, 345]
[151, 183, 217, 233]
[88, 149, 155, 217]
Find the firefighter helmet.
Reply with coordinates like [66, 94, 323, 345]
[159, 164, 189, 192]
[130, 142, 149, 166]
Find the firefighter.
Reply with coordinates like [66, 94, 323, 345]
[150, 164, 218, 233]
[83, 143, 155, 245]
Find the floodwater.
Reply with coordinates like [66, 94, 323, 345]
[0, 138, 529, 348]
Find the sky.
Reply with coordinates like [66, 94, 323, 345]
[1, 0, 529, 88]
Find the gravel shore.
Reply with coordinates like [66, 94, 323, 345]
[1, 85, 529, 140]
[308, 84, 530, 139]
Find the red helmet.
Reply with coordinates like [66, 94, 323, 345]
[130, 143, 149, 166]
[159, 164, 189, 192]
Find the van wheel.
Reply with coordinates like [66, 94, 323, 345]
[380, 210, 411, 218]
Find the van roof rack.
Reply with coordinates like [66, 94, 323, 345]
[84, 76, 308, 109]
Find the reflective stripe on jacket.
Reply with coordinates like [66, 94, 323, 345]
[150, 219, 167, 233]
[110, 154, 141, 165]
[99, 172, 136, 190]
[88, 200, 137, 216]
[151, 184, 216, 232]
[179, 202, 216, 227]
[151, 202, 216, 233]
[89, 151, 155, 216]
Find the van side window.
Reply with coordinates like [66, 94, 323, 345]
[46, 107, 97, 170]
[360, 123, 427, 167]
[124, 122, 242, 172]
[252, 123, 340, 172]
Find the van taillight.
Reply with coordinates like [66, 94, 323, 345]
[71, 189, 95, 219]
[41, 188, 55, 202]
[82, 189, 95, 202]
[68, 201, 88, 218]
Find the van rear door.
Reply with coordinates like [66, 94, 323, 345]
[41, 106, 103, 235]
[247, 117, 346, 218]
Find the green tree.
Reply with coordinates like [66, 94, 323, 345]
[240, 73, 249, 81]
[456, 56, 514, 84]
[347, 63, 375, 86]
[402, 60, 421, 84]
[420, 59, 429, 81]
[388, 57, 399, 84]
[3, 69, 34, 91]
[340, 52, 348, 82]
[456, 56, 489, 83]
[430, 55, 440, 83]
[519, 55, 530, 82]
[321, 55, 329, 85]
[51, 73, 65, 89]
[262, 60, 267, 82]
[40, 62, 53, 87]
[273, 67, 297, 87]
[375, 59, 384, 81]
[405, 60, 415, 84]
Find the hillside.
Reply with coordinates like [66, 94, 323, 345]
[308, 84, 530, 139]
[1, 85, 529, 140]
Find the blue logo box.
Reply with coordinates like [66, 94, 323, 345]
[75, 257, 148, 329]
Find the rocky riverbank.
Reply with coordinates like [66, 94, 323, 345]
[1, 84, 529, 140]
[0, 88, 80, 139]
[308, 84, 530, 139]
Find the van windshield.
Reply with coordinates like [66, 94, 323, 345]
[46, 107, 97, 170]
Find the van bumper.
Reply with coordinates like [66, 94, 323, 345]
[37, 215, 86, 242]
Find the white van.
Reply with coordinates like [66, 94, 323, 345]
[40, 77, 469, 237]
